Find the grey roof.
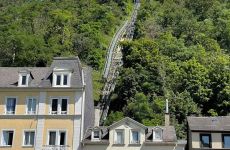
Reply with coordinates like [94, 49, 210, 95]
[187, 116, 230, 131]
[146, 126, 177, 142]
[0, 67, 49, 87]
[0, 57, 83, 88]
[82, 117, 177, 144]
[82, 126, 109, 144]
[83, 67, 94, 134]
[109, 117, 148, 129]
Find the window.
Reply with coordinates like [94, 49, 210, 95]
[61, 99, 67, 114]
[6, 97, 16, 114]
[153, 128, 163, 141]
[59, 131, 66, 145]
[49, 131, 56, 145]
[26, 98, 36, 114]
[18, 73, 29, 87]
[53, 72, 71, 87]
[92, 130, 100, 141]
[48, 130, 66, 146]
[56, 75, 61, 85]
[50, 98, 68, 115]
[51, 99, 58, 114]
[223, 134, 230, 148]
[23, 131, 35, 146]
[1, 130, 14, 146]
[200, 134, 211, 148]
[115, 130, 124, 144]
[22, 75, 27, 85]
[63, 75, 68, 85]
[131, 130, 139, 144]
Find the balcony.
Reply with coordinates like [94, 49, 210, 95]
[130, 140, 140, 144]
[50, 111, 67, 115]
[5, 111, 15, 115]
[42, 145, 69, 150]
[113, 141, 124, 145]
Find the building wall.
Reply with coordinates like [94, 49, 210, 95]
[109, 124, 145, 148]
[191, 132, 200, 148]
[84, 145, 176, 150]
[45, 91, 76, 115]
[212, 133, 222, 148]
[0, 119, 37, 150]
[0, 91, 39, 115]
[0, 89, 83, 150]
[191, 132, 224, 149]
[83, 122, 177, 150]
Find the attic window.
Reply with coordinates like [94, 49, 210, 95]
[52, 68, 71, 87]
[153, 128, 163, 141]
[22, 75, 27, 85]
[18, 72, 30, 87]
[92, 130, 100, 141]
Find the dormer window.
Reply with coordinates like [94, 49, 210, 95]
[153, 128, 163, 141]
[92, 130, 100, 141]
[52, 68, 71, 87]
[130, 130, 140, 144]
[18, 71, 30, 87]
[22, 75, 27, 85]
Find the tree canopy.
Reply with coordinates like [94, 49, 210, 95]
[107, 0, 230, 139]
[0, 0, 133, 69]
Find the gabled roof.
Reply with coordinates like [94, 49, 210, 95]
[83, 124, 177, 144]
[146, 126, 177, 142]
[109, 117, 148, 129]
[0, 67, 49, 87]
[82, 126, 109, 144]
[152, 126, 163, 130]
[187, 116, 230, 131]
[0, 57, 84, 88]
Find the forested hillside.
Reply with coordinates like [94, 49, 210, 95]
[1, 0, 229, 139]
[0, 0, 132, 69]
[107, 0, 230, 138]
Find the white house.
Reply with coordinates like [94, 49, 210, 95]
[82, 116, 185, 150]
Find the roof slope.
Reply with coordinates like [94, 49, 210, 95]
[0, 67, 49, 87]
[0, 57, 83, 88]
[187, 116, 230, 131]
[83, 117, 177, 144]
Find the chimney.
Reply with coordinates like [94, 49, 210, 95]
[94, 107, 100, 126]
[165, 99, 170, 126]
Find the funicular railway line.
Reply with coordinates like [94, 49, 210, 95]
[98, 1, 141, 125]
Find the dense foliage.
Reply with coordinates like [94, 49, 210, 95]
[108, 0, 230, 138]
[0, 0, 133, 69]
[1, 0, 229, 139]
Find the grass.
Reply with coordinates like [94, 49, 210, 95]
[92, 69, 104, 102]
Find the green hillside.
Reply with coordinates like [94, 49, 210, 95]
[107, 0, 230, 138]
[0, 0, 133, 69]
[0, 0, 133, 101]
[0, 0, 229, 139]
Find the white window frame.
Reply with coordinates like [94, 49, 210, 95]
[26, 97, 38, 115]
[1, 129, 15, 147]
[114, 129, 124, 144]
[153, 128, 163, 141]
[91, 130, 101, 141]
[52, 69, 71, 87]
[18, 73, 30, 87]
[5, 97, 17, 115]
[47, 129, 67, 146]
[130, 129, 140, 144]
[49, 97, 69, 115]
[22, 129, 35, 147]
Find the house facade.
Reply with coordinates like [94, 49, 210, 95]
[82, 117, 183, 150]
[187, 116, 230, 150]
[0, 57, 94, 150]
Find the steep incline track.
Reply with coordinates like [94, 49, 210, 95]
[99, 1, 141, 125]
